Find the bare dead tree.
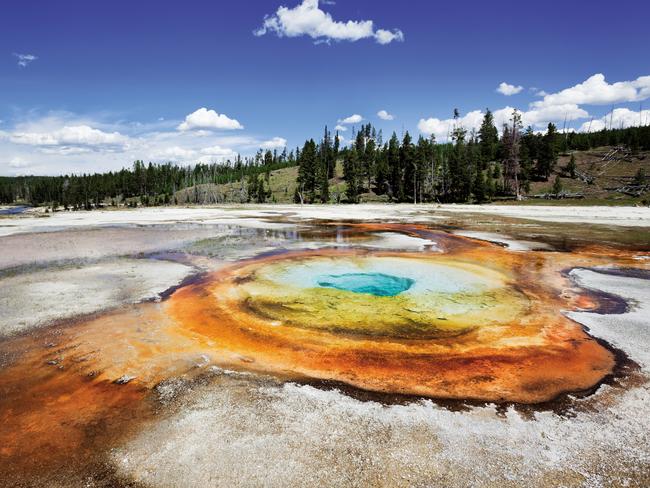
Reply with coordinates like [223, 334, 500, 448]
[502, 109, 522, 199]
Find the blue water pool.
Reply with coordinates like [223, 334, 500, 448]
[316, 272, 414, 297]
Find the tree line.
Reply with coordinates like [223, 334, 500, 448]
[2, 113, 649, 207]
[295, 110, 650, 203]
[0, 149, 294, 208]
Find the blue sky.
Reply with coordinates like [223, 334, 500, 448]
[1, 0, 649, 175]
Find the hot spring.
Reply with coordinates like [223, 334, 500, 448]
[165, 236, 617, 404]
[316, 272, 414, 297]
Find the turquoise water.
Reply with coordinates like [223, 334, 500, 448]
[316, 273, 414, 297]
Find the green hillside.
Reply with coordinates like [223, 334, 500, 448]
[173, 146, 649, 206]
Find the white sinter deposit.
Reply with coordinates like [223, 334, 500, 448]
[2, 204, 649, 238]
[453, 230, 553, 251]
[0, 258, 193, 337]
[567, 268, 650, 369]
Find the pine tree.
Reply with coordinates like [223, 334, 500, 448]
[254, 175, 272, 203]
[478, 109, 499, 165]
[387, 132, 401, 200]
[400, 132, 415, 202]
[297, 139, 317, 202]
[536, 123, 558, 180]
[414, 136, 432, 203]
[343, 144, 360, 203]
[374, 144, 389, 195]
[421, 135, 437, 202]
[448, 112, 471, 202]
[317, 127, 332, 203]
[365, 137, 376, 192]
[519, 126, 537, 187]
[246, 172, 257, 203]
[264, 150, 274, 167]
[566, 153, 577, 178]
[473, 169, 486, 202]
[332, 133, 340, 179]
[354, 128, 368, 194]
[552, 175, 563, 196]
[485, 167, 496, 200]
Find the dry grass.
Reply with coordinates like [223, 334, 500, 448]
[528, 147, 650, 204]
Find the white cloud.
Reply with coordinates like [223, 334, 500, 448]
[417, 72, 650, 140]
[10, 125, 129, 150]
[199, 145, 237, 159]
[418, 110, 485, 141]
[338, 114, 363, 124]
[8, 156, 31, 168]
[260, 137, 287, 150]
[202, 135, 260, 148]
[13, 53, 37, 68]
[377, 109, 394, 121]
[534, 73, 650, 108]
[578, 108, 650, 132]
[148, 144, 238, 163]
[497, 82, 524, 96]
[517, 104, 588, 127]
[0, 112, 266, 174]
[334, 124, 347, 132]
[374, 29, 404, 45]
[417, 118, 451, 140]
[154, 146, 197, 160]
[254, 0, 404, 45]
[418, 104, 589, 141]
[39, 146, 94, 156]
[177, 107, 243, 131]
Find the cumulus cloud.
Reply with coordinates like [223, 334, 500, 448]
[418, 110, 486, 141]
[377, 109, 394, 121]
[417, 105, 589, 141]
[0, 112, 262, 174]
[13, 53, 37, 68]
[518, 103, 588, 127]
[497, 82, 524, 96]
[338, 114, 363, 124]
[534, 73, 650, 108]
[260, 137, 288, 150]
[177, 108, 243, 131]
[416, 118, 451, 141]
[9, 125, 129, 151]
[334, 124, 347, 132]
[148, 144, 238, 163]
[254, 0, 404, 45]
[374, 29, 404, 45]
[578, 108, 650, 132]
[419, 73, 650, 141]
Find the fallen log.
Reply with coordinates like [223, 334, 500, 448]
[532, 192, 585, 199]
